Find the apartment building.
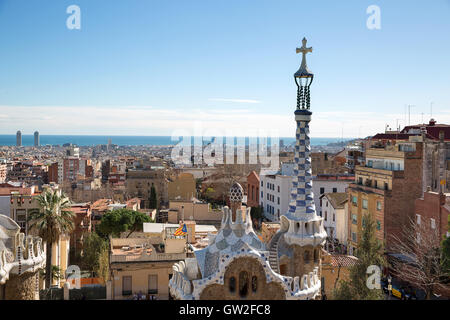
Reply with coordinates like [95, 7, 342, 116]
[109, 225, 187, 300]
[167, 172, 196, 201]
[69, 202, 92, 260]
[246, 170, 260, 208]
[320, 193, 348, 245]
[347, 139, 423, 255]
[345, 141, 365, 174]
[415, 188, 450, 241]
[126, 168, 168, 208]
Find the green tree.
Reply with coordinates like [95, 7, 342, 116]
[40, 265, 62, 284]
[333, 212, 385, 300]
[250, 206, 263, 221]
[149, 184, 158, 209]
[81, 232, 109, 283]
[97, 208, 152, 238]
[204, 187, 215, 201]
[28, 188, 75, 288]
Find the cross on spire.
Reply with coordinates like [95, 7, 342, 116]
[296, 37, 312, 72]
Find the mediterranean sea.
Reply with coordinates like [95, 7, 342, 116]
[0, 135, 348, 147]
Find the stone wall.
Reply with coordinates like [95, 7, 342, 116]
[4, 271, 39, 300]
[278, 245, 321, 279]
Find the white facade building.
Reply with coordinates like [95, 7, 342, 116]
[259, 170, 291, 222]
[319, 193, 348, 246]
[260, 162, 352, 222]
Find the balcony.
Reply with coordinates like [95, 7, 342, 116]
[110, 242, 187, 263]
[349, 183, 389, 196]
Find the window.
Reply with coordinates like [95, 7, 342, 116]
[277, 186, 280, 192]
[362, 199, 368, 209]
[324, 211, 328, 221]
[261, 181, 263, 187]
[229, 277, 236, 293]
[431, 218, 436, 229]
[148, 275, 158, 294]
[374, 180, 378, 188]
[239, 271, 249, 297]
[332, 188, 337, 193]
[122, 276, 132, 296]
[333, 213, 335, 222]
[352, 214, 357, 224]
[314, 249, 319, 262]
[376, 201, 382, 211]
[416, 214, 421, 225]
[320, 187, 325, 194]
[277, 197, 280, 205]
[304, 250, 310, 263]
[376, 220, 381, 230]
[251, 276, 257, 293]
[352, 232, 357, 242]
[352, 196, 357, 206]
[15, 209, 27, 230]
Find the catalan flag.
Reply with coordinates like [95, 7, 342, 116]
[174, 223, 187, 236]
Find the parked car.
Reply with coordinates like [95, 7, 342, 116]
[380, 278, 425, 300]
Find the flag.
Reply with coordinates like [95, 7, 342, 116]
[174, 224, 187, 236]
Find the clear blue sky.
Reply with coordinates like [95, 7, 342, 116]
[0, 0, 449, 137]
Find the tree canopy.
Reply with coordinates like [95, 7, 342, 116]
[97, 208, 152, 238]
[149, 184, 158, 209]
[333, 212, 385, 300]
[81, 232, 109, 283]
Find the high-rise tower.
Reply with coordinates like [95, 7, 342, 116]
[34, 131, 40, 147]
[16, 131, 22, 147]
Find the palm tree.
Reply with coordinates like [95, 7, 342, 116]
[28, 188, 75, 289]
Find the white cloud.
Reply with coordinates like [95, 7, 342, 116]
[208, 98, 261, 104]
[1, 105, 449, 138]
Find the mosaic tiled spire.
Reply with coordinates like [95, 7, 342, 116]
[283, 38, 326, 246]
[287, 109, 315, 219]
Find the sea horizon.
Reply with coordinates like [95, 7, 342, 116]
[0, 135, 354, 147]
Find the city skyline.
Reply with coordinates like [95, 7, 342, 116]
[1, 0, 449, 137]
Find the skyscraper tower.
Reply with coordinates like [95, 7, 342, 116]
[34, 131, 40, 147]
[16, 131, 22, 147]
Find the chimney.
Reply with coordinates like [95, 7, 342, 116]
[429, 119, 436, 126]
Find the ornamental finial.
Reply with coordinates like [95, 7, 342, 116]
[294, 37, 313, 78]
